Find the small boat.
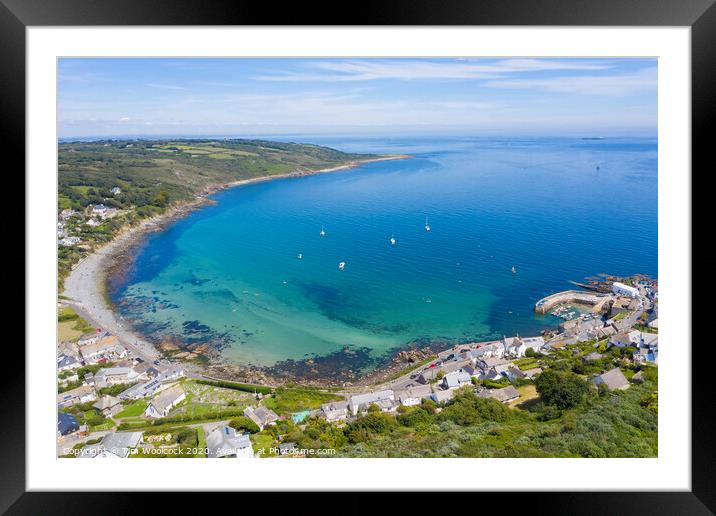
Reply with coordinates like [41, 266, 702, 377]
[424, 216, 431, 232]
[511, 266, 517, 274]
[390, 235, 396, 245]
[297, 253, 303, 259]
[320, 226, 326, 237]
[338, 261, 346, 270]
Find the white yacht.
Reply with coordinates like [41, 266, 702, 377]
[424, 216, 431, 232]
[320, 226, 326, 237]
[297, 253, 303, 259]
[511, 266, 517, 274]
[390, 235, 396, 245]
[338, 261, 346, 270]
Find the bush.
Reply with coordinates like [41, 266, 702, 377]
[535, 370, 590, 410]
[228, 416, 260, 434]
[439, 390, 511, 426]
[397, 407, 434, 427]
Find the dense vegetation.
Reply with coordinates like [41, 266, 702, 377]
[57, 139, 374, 286]
[273, 338, 658, 458]
[279, 373, 657, 458]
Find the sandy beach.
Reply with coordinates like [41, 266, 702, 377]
[61, 154, 408, 368]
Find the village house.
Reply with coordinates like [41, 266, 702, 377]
[80, 431, 144, 459]
[244, 406, 280, 430]
[348, 390, 394, 415]
[592, 368, 630, 390]
[77, 330, 109, 347]
[430, 388, 455, 404]
[57, 354, 80, 372]
[394, 384, 433, 407]
[504, 366, 525, 381]
[521, 367, 543, 380]
[57, 412, 80, 438]
[477, 385, 521, 404]
[477, 356, 511, 371]
[144, 384, 186, 418]
[59, 208, 77, 221]
[93, 366, 146, 389]
[59, 236, 81, 247]
[206, 425, 254, 459]
[442, 370, 472, 390]
[117, 367, 185, 400]
[320, 400, 349, 422]
[57, 384, 97, 408]
[80, 336, 127, 363]
[92, 395, 123, 417]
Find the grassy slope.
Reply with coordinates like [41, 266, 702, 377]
[57, 139, 376, 286]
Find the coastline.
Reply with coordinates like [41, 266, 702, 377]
[61, 154, 410, 384]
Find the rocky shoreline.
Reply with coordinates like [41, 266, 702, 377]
[62, 154, 416, 387]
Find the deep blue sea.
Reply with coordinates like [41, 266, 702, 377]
[110, 136, 657, 369]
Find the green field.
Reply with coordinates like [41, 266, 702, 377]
[57, 138, 376, 288]
[262, 387, 344, 416]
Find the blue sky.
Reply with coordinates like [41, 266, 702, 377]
[58, 58, 657, 138]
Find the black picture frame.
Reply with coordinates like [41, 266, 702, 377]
[4, 0, 711, 512]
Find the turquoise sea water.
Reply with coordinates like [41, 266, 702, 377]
[110, 136, 657, 370]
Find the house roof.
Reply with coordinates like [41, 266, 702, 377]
[444, 370, 471, 388]
[321, 400, 348, 413]
[58, 412, 79, 435]
[431, 389, 455, 402]
[99, 432, 143, 458]
[522, 367, 543, 378]
[57, 384, 96, 404]
[92, 395, 121, 411]
[149, 384, 185, 414]
[57, 354, 78, 368]
[478, 385, 520, 403]
[206, 425, 252, 458]
[593, 368, 629, 390]
[244, 406, 279, 426]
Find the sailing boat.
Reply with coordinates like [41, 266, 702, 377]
[319, 226, 326, 237]
[297, 253, 303, 259]
[511, 266, 517, 274]
[338, 261, 346, 270]
[390, 226, 396, 245]
[424, 216, 431, 232]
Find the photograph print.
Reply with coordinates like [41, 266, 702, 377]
[56, 57, 658, 459]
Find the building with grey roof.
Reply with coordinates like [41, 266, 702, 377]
[145, 384, 186, 418]
[592, 368, 630, 390]
[206, 425, 254, 458]
[244, 406, 280, 429]
[477, 385, 521, 404]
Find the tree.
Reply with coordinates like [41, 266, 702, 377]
[228, 416, 260, 434]
[535, 370, 590, 410]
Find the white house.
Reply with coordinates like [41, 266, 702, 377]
[244, 406, 280, 430]
[57, 384, 97, 408]
[441, 370, 472, 390]
[144, 384, 186, 418]
[321, 400, 349, 422]
[395, 385, 433, 407]
[348, 390, 394, 415]
[612, 281, 639, 298]
[206, 425, 254, 458]
[57, 354, 80, 372]
[94, 367, 146, 389]
[111, 186, 122, 195]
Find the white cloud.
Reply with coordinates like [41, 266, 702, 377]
[251, 59, 613, 82]
[119, 117, 131, 123]
[146, 83, 189, 90]
[484, 67, 657, 96]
